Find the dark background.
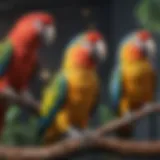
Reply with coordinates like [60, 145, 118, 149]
[0, 0, 140, 102]
[2, 0, 160, 159]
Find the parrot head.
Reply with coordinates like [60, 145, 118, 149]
[120, 30, 156, 63]
[63, 30, 107, 69]
[8, 11, 56, 46]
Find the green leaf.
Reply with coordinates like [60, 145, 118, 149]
[1, 106, 39, 146]
[135, 0, 160, 32]
[99, 104, 116, 124]
[5, 105, 21, 123]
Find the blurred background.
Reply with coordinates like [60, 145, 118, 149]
[1, 0, 160, 159]
[0, 0, 141, 101]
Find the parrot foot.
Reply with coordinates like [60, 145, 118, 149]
[80, 129, 99, 148]
[82, 129, 94, 137]
[65, 127, 83, 139]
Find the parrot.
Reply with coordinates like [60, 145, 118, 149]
[109, 30, 157, 137]
[39, 30, 107, 144]
[0, 11, 56, 135]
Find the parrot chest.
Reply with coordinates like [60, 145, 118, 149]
[7, 52, 37, 90]
[65, 71, 99, 125]
[123, 63, 155, 103]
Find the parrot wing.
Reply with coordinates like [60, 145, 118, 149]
[39, 73, 68, 136]
[109, 66, 122, 112]
[0, 39, 13, 76]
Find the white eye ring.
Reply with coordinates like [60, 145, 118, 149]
[33, 20, 43, 32]
[134, 37, 144, 49]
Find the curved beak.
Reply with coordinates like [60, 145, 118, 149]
[145, 39, 156, 58]
[92, 40, 107, 61]
[42, 24, 57, 45]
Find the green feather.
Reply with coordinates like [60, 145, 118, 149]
[39, 73, 68, 136]
[135, 0, 160, 32]
[0, 39, 13, 76]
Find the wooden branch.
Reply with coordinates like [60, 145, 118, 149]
[0, 138, 82, 159]
[95, 103, 160, 136]
[2, 136, 160, 159]
[0, 100, 160, 159]
[95, 137, 160, 156]
[0, 91, 40, 115]
[0, 103, 160, 159]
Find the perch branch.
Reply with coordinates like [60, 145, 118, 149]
[95, 137, 160, 156]
[2, 136, 160, 159]
[0, 103, 160, 159]
[0, 91, 40, 115]
[95, 103, 160, 136]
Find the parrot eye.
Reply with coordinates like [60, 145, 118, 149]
[135, 37, 148, 54]
[135, 37, 156, 61]
[134, 37, 144, 48]
[33, 19, 56, 45]
[82, 40, 93, 50]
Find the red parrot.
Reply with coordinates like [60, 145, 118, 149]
[0, 11, 56, 134]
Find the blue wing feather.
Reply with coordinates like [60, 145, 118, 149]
[109, 66, 122, 112]
[109, 31, 136, 111]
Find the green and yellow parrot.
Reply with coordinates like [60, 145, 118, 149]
[39, 30, 107, 144]
[109, 30, 157, 137]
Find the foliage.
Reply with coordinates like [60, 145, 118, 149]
[99, 104, 116, 124]
[1, 105, 39, 146]
[0, 104, 116, 147]
[135, 0, 160, 32]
